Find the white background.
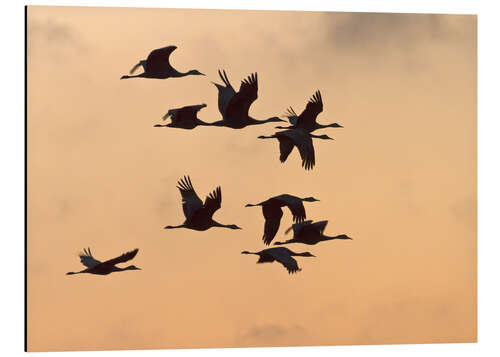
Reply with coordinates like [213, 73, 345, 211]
[1, 0, 497, 356]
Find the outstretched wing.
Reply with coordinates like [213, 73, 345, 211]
[268, 248, 301, 274]
[262, 205, 283, 245]
[145, 46, 177, 74]
[285, 220, 314, 236]
[297, 90, 323, 127]
[276, 194, 306, 222]
[283, 107, 299, 125]
[280, 129, 315, 170]
[79, 247, 101, 268]
[203, 186, 222, 218]
[213, 69, 236, 117]
[176, 176, 203, 220]
[224, 72, 258, 125]
[102, 249, 139, 267]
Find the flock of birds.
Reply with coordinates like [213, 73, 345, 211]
[66, 45, 352, 276]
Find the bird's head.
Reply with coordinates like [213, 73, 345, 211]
[125, 265, 141, 271]
[330, 123, 343, 128]
[303, 197, 320, 202]
[241, 251, 251, 255]
[301, 252, 315, 257]
[120, 75, 130, 80]
[317, 134, 334, 140]
[228, 224, 242, 230]
[189, 69, 205, 76]
[336, 234, 353, 240]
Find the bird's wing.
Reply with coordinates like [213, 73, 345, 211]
[256, 253, 275, 264]
[145, 46, 177, 73]
[277, 195, 306, 222]
[285, 220, 313, 236]
[224, 73, 258, 125]
[268, 248, 301, 274]
[297, 90, 323, 127]
[281, 129, 315, 170]
[167, 105, 205, 125]
[101, 249, 139, 267]
[311, 220, 329, 234]
[276, 134, 295, 163]
[262, 205, 283, 245]
[203, 186, 222, 218]
[176, 176, 204, 220]
[78, 247, 101, 268]
[283, 107, 299, 125]
[213, 70, 236, 117]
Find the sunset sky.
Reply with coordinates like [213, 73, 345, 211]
[27, 6, 476, 351]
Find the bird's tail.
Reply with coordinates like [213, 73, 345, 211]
[129, 61, 143, 74]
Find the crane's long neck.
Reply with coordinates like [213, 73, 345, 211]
[66, 270, 87, 275]
[120, 73, 146, 79]
[258, 134, 276, 139]
[164, 224, 186, 229]
[212, 221, 238, 229]
[320, 234, 351, 241]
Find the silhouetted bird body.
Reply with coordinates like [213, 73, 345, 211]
[276, 90, 343, 132]
[245, 194, 320, 245]
[258, 128, 333, 170]
[154, 104, 212, 129]
[211, 70, 285, 129]
[164, 176, 242, 231]
[274, 220, 352, 245]
[241, 247, 315, 274]
[120, 46, 204, 79]
[66, 248, 140, 275]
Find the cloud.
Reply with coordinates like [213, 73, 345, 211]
[27, 17, 87, 61]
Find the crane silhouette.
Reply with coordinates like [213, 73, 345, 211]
[66, 248, 140, 275]
[241, 247, 315, 274]
[211, 70, 285, 129]
[275, 90, 343, 132]
[274, 220, 353, 245]
[164, 176, 242, 231]
[245, 194, 320, 245]
[154, 104, 214, 129]
[258, 128, 333, 170]
[120, 46, 204, 79]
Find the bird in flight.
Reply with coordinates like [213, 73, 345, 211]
[154, 104, 214, 129]
[276, 90, 343, 132]
[258, 128, 334, 170]
[120, 46, 204, 79]
[66, 248, 140, 276]
[274, 220, 353, 245]
[164, 176, 242, 231]
[211, 70, 285, 129]
[245, 194, 320, 245]
[241, 247, 315, 274]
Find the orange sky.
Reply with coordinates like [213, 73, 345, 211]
[27, 6, 476, 352]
